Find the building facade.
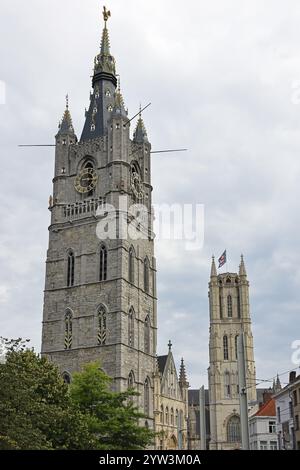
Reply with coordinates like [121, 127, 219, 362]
[153, 343, 189, 450]
[275, 372, 300, 450]
[41, 8, 157, 427]
[249, 397, 278, 450]
[290, 374, 300, 450]
[208, 256, 257, 449]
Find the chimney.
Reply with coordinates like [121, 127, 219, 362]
[289, 371, 296, 383]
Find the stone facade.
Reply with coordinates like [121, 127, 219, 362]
[208, 256, 256, 449]
[41, 12, 157, 427]
[153, 345, 189, 450]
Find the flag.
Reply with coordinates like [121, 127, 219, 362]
[218, 250, 227, 268]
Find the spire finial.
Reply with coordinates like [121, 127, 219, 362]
[66, 94, 69, 110]
[103, 6, 111, 26]
[168, 340, 172, 352]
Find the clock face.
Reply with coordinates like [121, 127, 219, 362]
[74, 167, 98, 194]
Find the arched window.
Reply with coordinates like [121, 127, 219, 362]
[175, 409, 179, 427]
[171, 408, 174, 425]
[84, 161, 94, 170]
[144, 315, 150, 354]
[97, 305, 107, 345]
[235, 335, 239, 360]
[128, 307, 135, 348]
[62, 372, 71, 384]
[67, 250, 75, 287]
[227, 415, 241, 442]
[227, 295, 232, 318]
[223, 335, 229, 360]
[144, 377, 150, 416]
[224, 371, 231, 398]
[129, 246, 135, 284]
[99, 245, 107, 281]
[128, 370, 135, 389]
[64, 310, 73, 349]
[161, 405, 164, 424]
[165, 406, 169, 425]
[144, 257, 150, 293]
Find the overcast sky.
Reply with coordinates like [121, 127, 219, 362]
[1, 0, 300, 388]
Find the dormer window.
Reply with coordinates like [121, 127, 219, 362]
[93, 107, 97, 114]
[91, 124, 95, 132]
[105, 89, 111, 97]
[107, 104, 113, 112]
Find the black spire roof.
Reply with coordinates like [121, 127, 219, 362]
[80, 7, 118, 142]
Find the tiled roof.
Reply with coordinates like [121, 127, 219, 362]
[255, 398, 276, 417]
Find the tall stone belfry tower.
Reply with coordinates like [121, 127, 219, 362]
[41, 7, 157, 426]
[208, 256, 256, 449]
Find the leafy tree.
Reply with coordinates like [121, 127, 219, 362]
[0, 339, 155, 450]
[0, 338, 91, 450]
[70, 362, 155, 450]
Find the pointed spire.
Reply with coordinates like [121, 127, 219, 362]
[211, 255, 217, 277]
[275, 374, 282, 392]
[81, 6, 118, 142]
[100, 23, 110, 56]
[57, 94, 75, 136]
[133, 105, 149, 143]
[94, 6, 116, 78]
[179, 358, 188, 385]
[239, 254, 247, 277]
[113, 78, 127, 118]
[168, 340, 172, 352]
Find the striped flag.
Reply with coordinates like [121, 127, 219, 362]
[218, 250, 227, 268]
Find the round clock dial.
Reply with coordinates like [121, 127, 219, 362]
[74, 168, 98, 194]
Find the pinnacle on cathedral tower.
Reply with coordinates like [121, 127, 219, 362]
[57, 95, 75, 136]
[112, 78, 127, 118]
[133, 106, 149, 143]
[275, 374, 282, 392]
[239, 254, 247, 277]
[210, 255, 217, 278]
[179, 358, 188, 385]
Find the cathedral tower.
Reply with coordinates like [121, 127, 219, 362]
[208, 256, 256, 449]
[41, 7, 157, 426]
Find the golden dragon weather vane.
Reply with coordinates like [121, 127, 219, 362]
[103, 6, 111, 24]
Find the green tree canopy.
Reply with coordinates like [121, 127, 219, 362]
[0, 338, 91, 450]
[0, 339, 155, 450]
[70, 362, 155, 450]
